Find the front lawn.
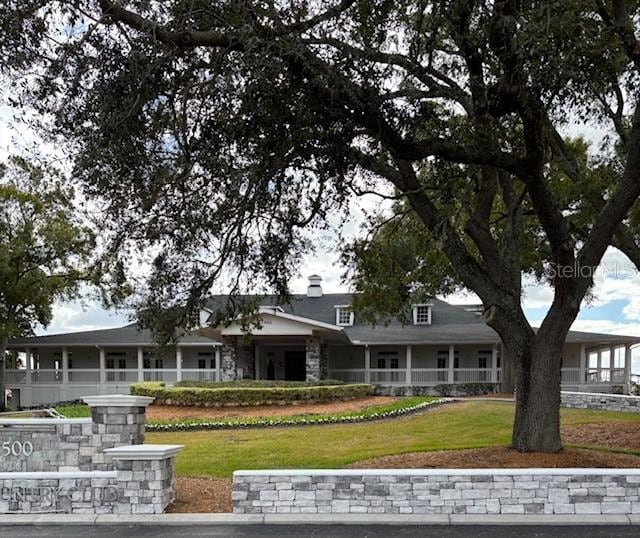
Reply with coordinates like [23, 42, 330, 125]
[146, 401, 640, 478]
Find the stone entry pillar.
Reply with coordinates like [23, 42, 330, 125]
[221, 338, 238, 381]
[305, 337, 322, 383]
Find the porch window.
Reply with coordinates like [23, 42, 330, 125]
[118, 359, 126, 369]
[106, 359, 114, 369]
[335, 306, 354, 326]
[198, 359, 206, 369]
[478, 356, 487, 369]
[437, 356, 446, 369]
[377, 358, 386, 369]
[412, 304, 432, 325]
[390, 358, 399, 369]
[478, 350, 491, 369]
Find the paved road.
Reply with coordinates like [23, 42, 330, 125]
[0, 526, 636, 538]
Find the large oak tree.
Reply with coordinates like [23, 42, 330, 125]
[1, 1, 640, 451]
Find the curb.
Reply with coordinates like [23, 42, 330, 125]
[0, 513, 638, 526]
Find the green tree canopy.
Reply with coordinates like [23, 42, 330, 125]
[0, 156, 96, 408]
[1, 1, 640, 450]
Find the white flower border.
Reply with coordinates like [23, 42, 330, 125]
[146, 398, 448, 432]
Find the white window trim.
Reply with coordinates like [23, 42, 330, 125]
[335, 305, 354, 327]
[412, 304, 433, 325]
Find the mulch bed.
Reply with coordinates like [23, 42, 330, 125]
[347, 446, 640, 470]
[562, 422, 640, 451]
[146, 396, 399, 421]
[166, 477, 232, 513]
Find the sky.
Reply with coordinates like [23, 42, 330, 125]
[2, 80, 640, 374]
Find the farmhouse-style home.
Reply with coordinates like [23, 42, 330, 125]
[5, 275, 638, 407]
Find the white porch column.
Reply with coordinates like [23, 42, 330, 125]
[406, 345, 412, 385]
[176, 346, 183, 383]
[579, 344, 586, 385]
[62, 346, 69, 384]
[25, 347, 32, 385]
[137, 347, 144, 382]
[99, 347, 106, 385]
[254, 344, 260, 380]
[625, 344, 632, 393]
[215, 346, 221, 382]
[491, 344, 498, 382]
[448, 344, 455, 384]
[364, 346, 371, 384]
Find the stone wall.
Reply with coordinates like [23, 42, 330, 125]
[232, 469, 640, 515]
[0, 395, 182, 514]
[220, 338, 238, 381]
[0, 399, 148, 473]
[561, 391, 640, 413]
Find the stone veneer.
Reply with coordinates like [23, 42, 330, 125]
[561, 391, 640, 413]
[305, 337, 322, 383]
[232, 469, 640, 515]
[0, 395, 182, 514]
[220, 338, 238, 382]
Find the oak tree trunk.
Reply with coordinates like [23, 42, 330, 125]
[510, 337, 563, 453]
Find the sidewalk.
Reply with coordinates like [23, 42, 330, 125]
[0, 513, 638, 526]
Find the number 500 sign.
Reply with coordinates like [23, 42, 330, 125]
[1, 440, 34, 457]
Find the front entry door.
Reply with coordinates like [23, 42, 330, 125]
[284, 350, 306, 381]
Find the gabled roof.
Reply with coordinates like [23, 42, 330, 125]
[8, 295, 639, 347]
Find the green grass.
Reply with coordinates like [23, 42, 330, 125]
[146, 401, 640, 478]
[55, 404, 91, 417]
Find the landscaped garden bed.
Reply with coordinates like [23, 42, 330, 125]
[56, 396, 445, 431]
[130, 380, 374, 407]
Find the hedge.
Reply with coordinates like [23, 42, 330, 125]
[175, 379, 345, 389]
[130, 382, 374, 407]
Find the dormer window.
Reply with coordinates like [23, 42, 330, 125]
[412, 304, 432, 325]
[335, 306, 354, 326]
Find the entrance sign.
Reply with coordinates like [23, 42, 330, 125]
[0, 395, 182, 514]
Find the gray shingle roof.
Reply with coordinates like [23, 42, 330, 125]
[9, 294, 639, 347]
[8, 323, 215, 347]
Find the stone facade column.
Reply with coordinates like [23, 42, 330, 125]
[305, 337, 322, 383]
[83, 394, 154, 469]
[105, 445, 182, 514]
[320, 344, 329, 381]
[220, 338, 238, 381]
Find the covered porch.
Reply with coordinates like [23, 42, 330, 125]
[327, 342, 634, 391]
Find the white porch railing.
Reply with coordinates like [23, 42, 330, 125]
[369, 369, 406, 384]
[454, 369, 493, 383]
[105, 369, 139, 383]
[4, 370, 27, 384]
[411, 369, 448, 384]
[68, 369, 101, 383]
[327, 369, 366, 383]
[31, 370, 63, 384]
[561, 368, 580, 383]
[181, 369, 218, 382]
[586, 368, 626, 384]
[143, 369, 177, 383]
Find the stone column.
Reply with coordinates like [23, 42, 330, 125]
[320, 344, 329, 380]
[105, 444, 183, 514]
[83, 394, 154, 469]
[305, 337, 322, 383]
[220, 338, 238, 381]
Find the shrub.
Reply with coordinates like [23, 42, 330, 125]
[130, 382, 374, 407]
[433, 383, 499, 397]
[175, 379, 345, 389]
